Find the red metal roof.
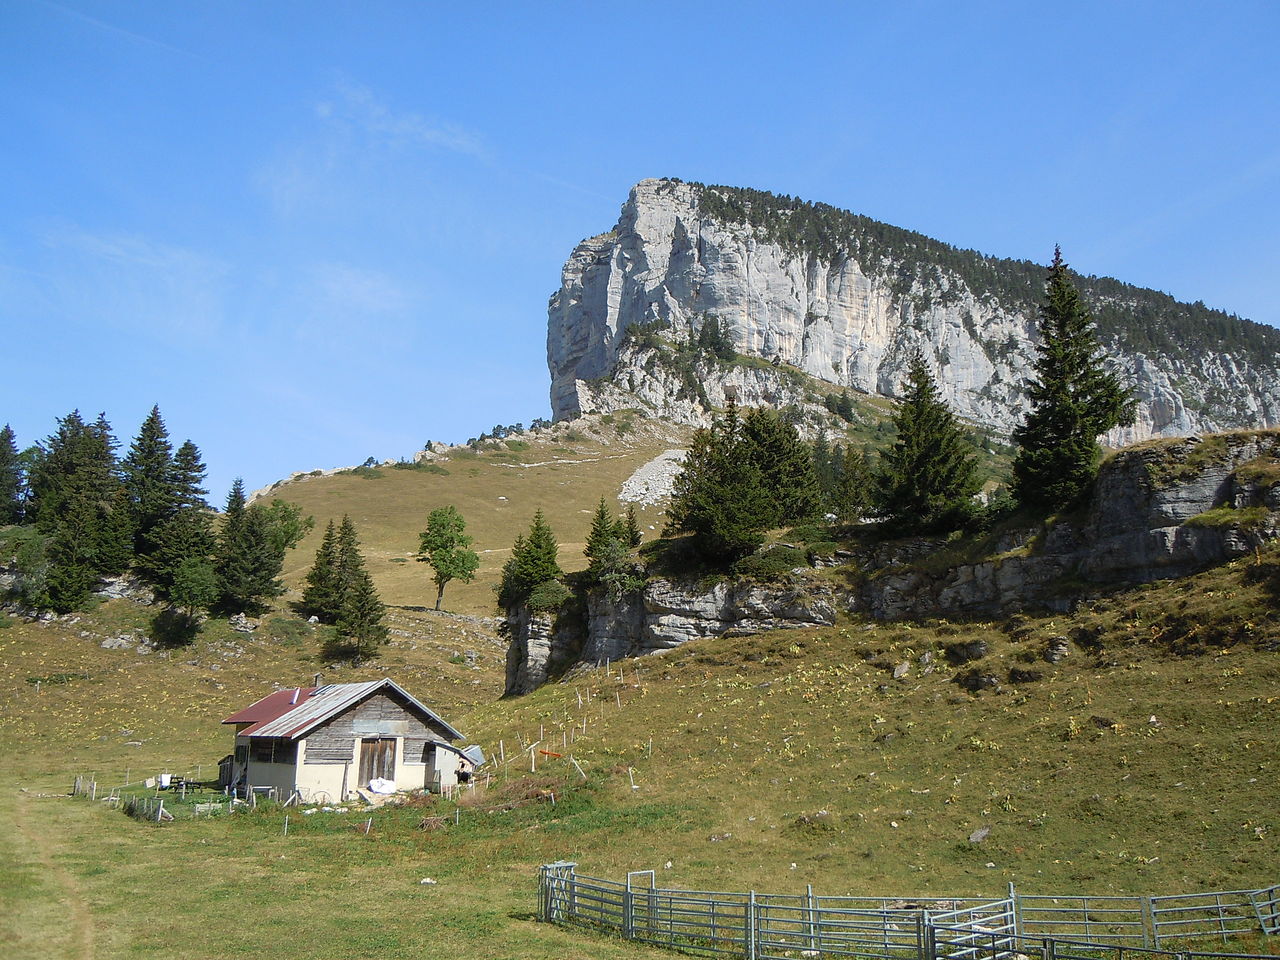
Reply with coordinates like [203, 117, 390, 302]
[221, 679, 463, 742]
[221, 687, 316, 733]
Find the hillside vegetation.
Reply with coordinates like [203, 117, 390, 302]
[2, 538, 1277, 958]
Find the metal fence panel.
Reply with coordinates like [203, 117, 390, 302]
[1019, 894, 1150, 946]
[1150, 889, 1266, 946]
[537, 866, 1279, 958]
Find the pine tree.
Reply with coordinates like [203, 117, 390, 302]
[497, 509, 563, 609]
[1013, 247, 1135, 513]
[875, 354, 980, 534]
[302, 519, 340, 621]
[43, 493, 101, 612]
[121, 405, 176, 558]
[0, 424, 22, 524]
[335, 568, 387, 663]
[416, 505, 479, 611]
[32, 411, 129, 609]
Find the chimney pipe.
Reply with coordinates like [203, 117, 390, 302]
[312, 672, 322, 689]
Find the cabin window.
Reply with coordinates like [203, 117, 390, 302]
[249, 738, 297, 764]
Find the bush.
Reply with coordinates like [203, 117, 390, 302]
[806, 541, 840, 563]
[339, 466, 383, 479]
[732, 545, 808, 579]
[266, 616, 311, 646]
[527, 580, 571, 613]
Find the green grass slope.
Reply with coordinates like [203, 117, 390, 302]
[265, 415, 686, 616]
[2, 543, 1277, 958]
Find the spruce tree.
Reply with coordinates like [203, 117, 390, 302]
[144, 507, 216, 596]
[0, 424, 22, 524]
[216, 479, 284, 614]
[497, 509, 563, 609]
[741, 407, 821, 525]
[335, 567, 387, 663]
[623, 504, 643, 548]
[416, 505, 479, 611]
[584, 497, 620, 574]
[667, 402, 774, 561]
[302, 520, 340, 621]
[170, 440, 209, 509]
[875, 354, 980, 534]
[1012, 247, 1135, 513]
[832, 444, 873, 527]
[121, 405, 176, 558]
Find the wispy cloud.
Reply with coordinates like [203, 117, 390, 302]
[316, 80, 486, 158]
[32, 223, 230, 339]
[33, 0, 202, 59]
[308, 261, 410, 317]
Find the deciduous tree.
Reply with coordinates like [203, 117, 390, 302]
[416, 505, 479, 610]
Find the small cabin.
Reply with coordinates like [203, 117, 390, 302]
[221, 678, 472, 803]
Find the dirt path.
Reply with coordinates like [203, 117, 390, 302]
[12, 790, 95, 960]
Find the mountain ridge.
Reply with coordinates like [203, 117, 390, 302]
[548, 179, 1280, 441]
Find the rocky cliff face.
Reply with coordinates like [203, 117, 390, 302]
[548, 179, 1280, 441]
[505, 430, 1280, 693]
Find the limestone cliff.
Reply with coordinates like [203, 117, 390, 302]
[548, 179, 1280, 441]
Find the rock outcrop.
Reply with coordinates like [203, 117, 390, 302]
[504, 577, 837, 695]
[505, 430, 1279, 693]
[857, 430, 1280, 618]
[548, 179, 1280, 442]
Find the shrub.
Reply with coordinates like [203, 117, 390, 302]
[733, 545, 808, 579]
[527, 580, 571, 613]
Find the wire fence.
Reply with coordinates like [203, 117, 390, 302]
[538, 863, 1280, 960]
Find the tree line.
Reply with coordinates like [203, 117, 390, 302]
[0, 406, 310, 620]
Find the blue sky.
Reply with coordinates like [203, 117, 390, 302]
[3, 1, 1278, 500]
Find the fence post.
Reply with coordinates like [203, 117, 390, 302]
[807, 884, 818, 954]
[1041, 936, 1055, 960]
[1143, 896, 1156, 949]
[624, 877, 634, 940]
[922, 920, 936, 960]
[1009, 881, 1021, 938]
[746, 890, 757, 960]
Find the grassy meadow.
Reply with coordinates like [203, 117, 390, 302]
[2, 417, 1278, 958]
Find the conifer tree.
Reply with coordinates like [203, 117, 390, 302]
[32, 411, 129, 609]
[832, 444, 873, 527]
[0, 424, 22, 524]
[43, 494, 101, 612]
[741, 407, 821, 525]
[302, 519, 340, 621]
[121, 405, 175, 557]
[416, 505, 479, 611]
[875, 354, 980, 534]
[335, 567, 387, 663]
[497, 509, 563, 609]
[584, 497, 620, 573]
[170, 440, 209, 509]
[623, 504, 643, 548]
[216, 479, 284, 614]
[144, 507, 216, 595]
[1012, 247, 1135, 512]
[667, 402, 774, 561]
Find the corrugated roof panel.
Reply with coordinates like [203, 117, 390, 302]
[234, 678, 464, 742]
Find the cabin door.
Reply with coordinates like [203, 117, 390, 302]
[359, 737, 396, 785]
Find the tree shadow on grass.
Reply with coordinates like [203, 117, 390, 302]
[149, 606, 201, 648]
